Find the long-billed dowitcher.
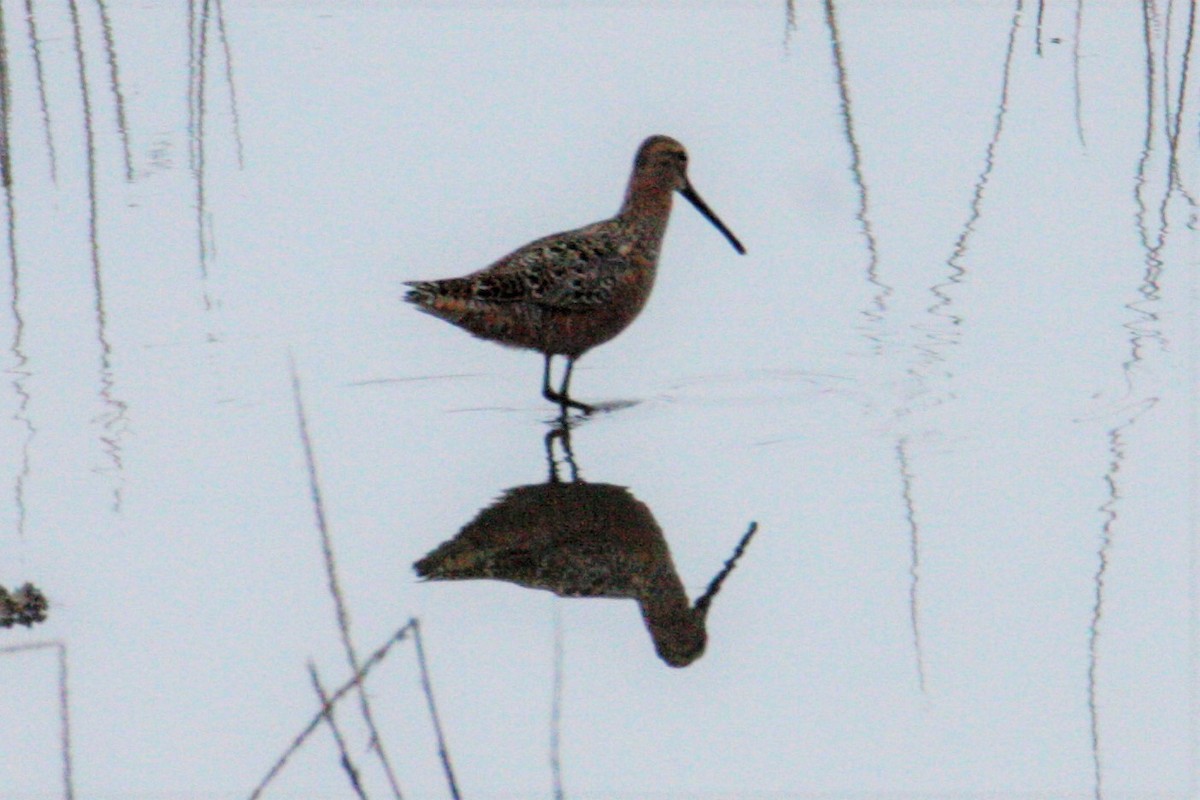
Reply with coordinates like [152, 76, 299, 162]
[404, 135, 745, 413]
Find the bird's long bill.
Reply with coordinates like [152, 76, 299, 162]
[680, 184, 746, 255]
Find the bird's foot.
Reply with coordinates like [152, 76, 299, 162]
[542, 387, 595, 415]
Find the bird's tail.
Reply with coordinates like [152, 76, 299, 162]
[403, 280, 441, 306]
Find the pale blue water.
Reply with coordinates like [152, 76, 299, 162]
[0, 2, 1195, 798]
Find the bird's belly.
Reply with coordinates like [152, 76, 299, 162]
[539, 271, 655, 357]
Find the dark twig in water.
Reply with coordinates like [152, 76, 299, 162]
[22, 0, 57, 181]
[96, 0, 133, 180]
[783, 0, 798, 52]
[1035, 0, 1046, 55]
[59, 643, 74, 799]
[0, 19, 16, 288]
[68, 0, 127, 510]
[1135, 0, 1160, 254]
[5, 4, 34, 539]
[189, 0, 212, 274]
[946, 0, 1024, 270]
[1086, 416, 1144, 800]
[0, 4, 16, 308]
[248, 621, 417, 800]
[1162, 0, 1175, 162]
[412, 620, 461, 800]
[550, 605, 566, 800]
[215, 0, 245, 168]
[1073, 0, 1088, 147]
[931, 0, 1024, 341]
[68, 0, 100, 284]
[0, 641, 74, 799]
[308, 662, 370, 800]
[1130, 0, 1193, 359]
[6, 344, 33, 537]
[1132, 0, 1166, 349]
[1165, 0, 1196, 193]
[290, 357, 406, 799]
[3, 135, 32, 538]
[896, 438, 926, 694]
[187, 0, 198, 171]
[0, 3, 12, 191]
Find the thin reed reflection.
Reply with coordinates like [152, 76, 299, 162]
[927, 0, 1024, 346]
[20, 0, 56, 181]
[67, 0, 129, 509]
[415, 422, 759, 668]
[0, 640, 72, 796]
[97, 0, 132, 181]
[895, 437, 926, 694]
[821, 0, 889, 343]
[188, 0, 243, 284]
[0, 5, 32, 536]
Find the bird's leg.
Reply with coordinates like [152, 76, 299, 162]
[559, 358, 595, 414]
[541, 354, 557, 404]
[542, 355, 594, 414]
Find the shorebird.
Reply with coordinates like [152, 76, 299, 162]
[404, 135, 745, 413]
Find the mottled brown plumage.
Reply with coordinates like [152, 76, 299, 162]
[405, 135, 745, 413]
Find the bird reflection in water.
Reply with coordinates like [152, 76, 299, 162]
[414, 421, 759, 667]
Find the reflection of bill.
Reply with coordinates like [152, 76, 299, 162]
[415, 481, 757, 668]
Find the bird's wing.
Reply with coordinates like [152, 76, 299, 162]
[476, 232, 629, 310]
